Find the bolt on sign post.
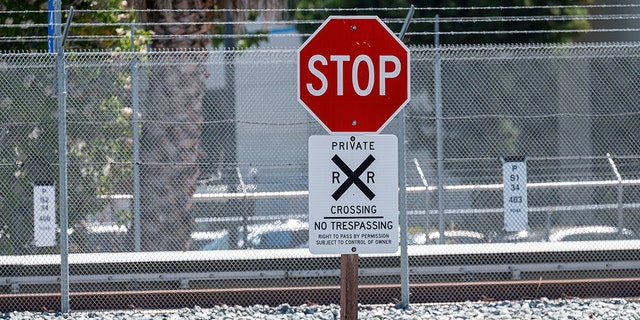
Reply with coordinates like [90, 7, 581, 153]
[298, 15, 410, 319]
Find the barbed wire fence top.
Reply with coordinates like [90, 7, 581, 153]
[2, 4, 640, 48]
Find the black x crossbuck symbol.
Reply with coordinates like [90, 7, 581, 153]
[331, 154, 376, 201]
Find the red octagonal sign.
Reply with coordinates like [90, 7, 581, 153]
[297, 16, 410, 133]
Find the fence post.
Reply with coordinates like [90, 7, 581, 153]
[131, 21, 142, 252]
[55, 3, 74, 313]
[606, 153, 624, 234]
[222, 3, 243, 247]
[434, 14, 446, 244]
[397, 5, 414, 309]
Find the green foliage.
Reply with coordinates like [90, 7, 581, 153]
[0, 51, 139, 253]
[116, 209, 132, 227]
[0, 54, 58, 254]
[0, 1, 150, 253]
[114, 27, 153, 52]
[289, 0, 593, 45]
[500, 119, 521, 155]
[0, 0, 133, 51]
[0, 1, 51, 51]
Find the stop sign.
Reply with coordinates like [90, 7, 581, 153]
[297, 16, 410, 133]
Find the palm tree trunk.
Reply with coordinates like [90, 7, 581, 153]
[137, 0, 213, 251]
[133, 0, 285, 251]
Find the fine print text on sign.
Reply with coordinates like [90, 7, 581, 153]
[308, 135, 399, 254]
[34, 184, 56, 247]
[502, 159, 528, 232]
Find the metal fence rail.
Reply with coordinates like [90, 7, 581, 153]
[2, 41, 640, 310]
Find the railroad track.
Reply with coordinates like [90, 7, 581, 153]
[3, 278, 640, 312]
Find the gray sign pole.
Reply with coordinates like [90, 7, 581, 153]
[130, 22, 142, 252]
[397, 5, 414, 309]
[434, 15, 446, 243]
[55, 2, 73, 312]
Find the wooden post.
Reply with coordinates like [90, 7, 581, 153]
[340, 254, 358, 320]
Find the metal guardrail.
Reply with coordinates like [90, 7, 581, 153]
[3, 240, 640, 293]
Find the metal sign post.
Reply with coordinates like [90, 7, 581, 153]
[340, 254, 358, 320]
[54, 3, 73, 312]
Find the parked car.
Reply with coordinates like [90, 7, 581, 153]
[491, 230, 545, 243]
[190, 230, 229, 250]
[427, 230, 486, 245]
[192, 219, 309, 250]
[407, 232, 428, 245]
[245, 221, 308, 249]
[549, 226, 638, 242]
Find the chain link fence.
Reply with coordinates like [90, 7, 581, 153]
[2, 41, 640, 310]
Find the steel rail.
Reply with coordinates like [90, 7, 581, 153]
[2, 277, 640, 312]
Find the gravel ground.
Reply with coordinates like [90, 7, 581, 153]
[3, 298, 640, 319]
